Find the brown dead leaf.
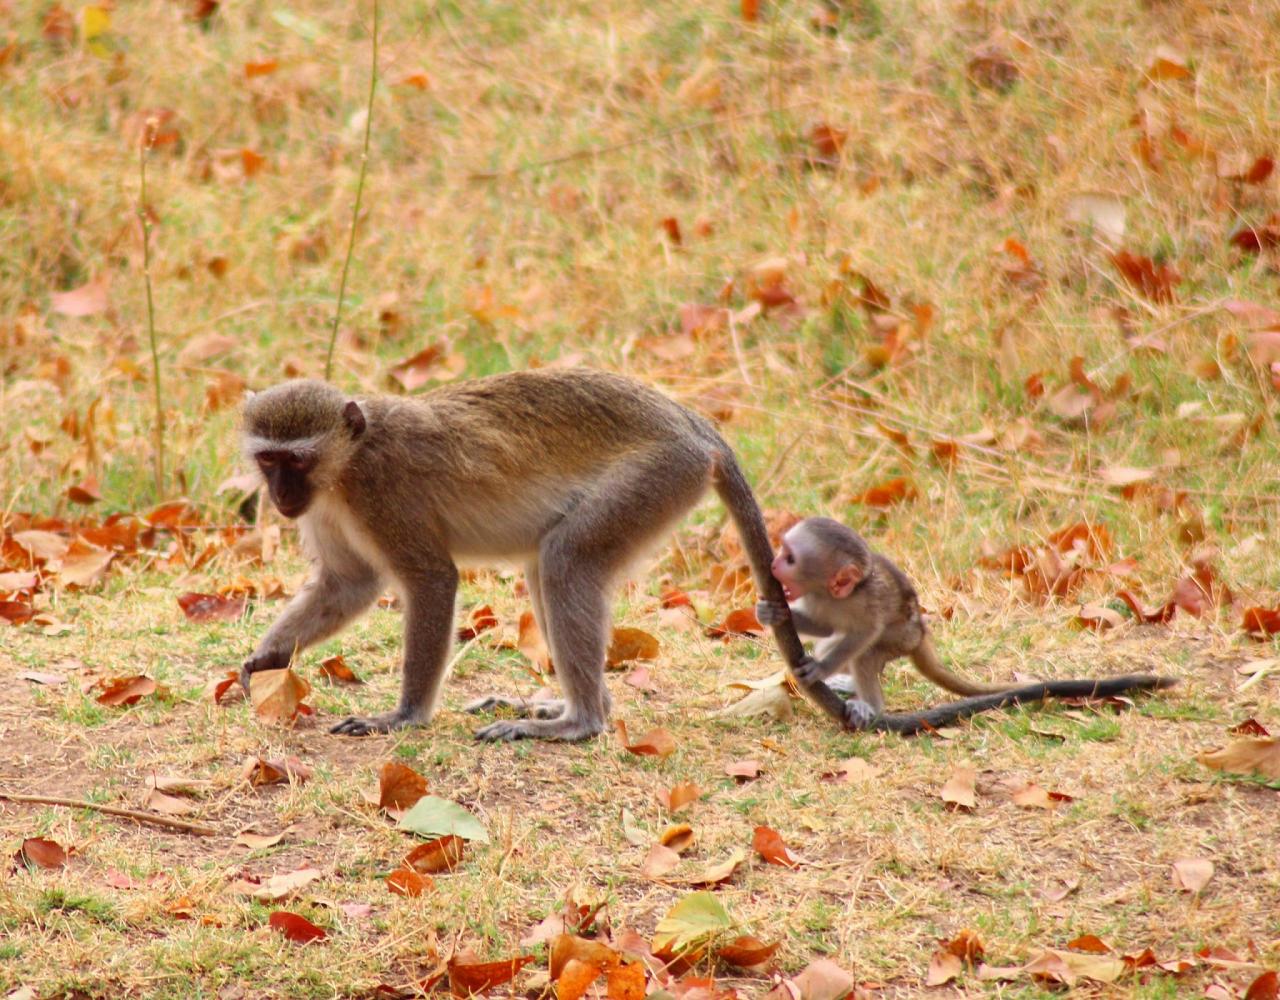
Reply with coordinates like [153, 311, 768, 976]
[177, 592, 246, 623]
[379, 762, 429, 811]
[706, 607, 764, 639]
[684, 849, 746, 887]
[1010, 783, 1074, 809]
[319, 654, 362, 684]
[1171, 858, 1215, 893]
[15, 837, 68, 870]
[941, 766, 977, 810]
[752, 825, 801, 868]
[405, 835, 464, 874]
[926, 950, 962, 987]
[236, 866, 320, 902]
[1025, 948, 1125, 985]
[765, 958, 854, 1000]
[724, 759, 762, 782]
[819, 757, 880, 784]
[56, 540, 114, 589]
[447, 953, 534, 998]
[717, 935, 779, 970]
[607, 627, 660, 668]
[456, 604, 499, 642]
[659, 824, 695, 853]
[1198, 732, 1280, 778]
[267, 910, 326, 944]
[656, 782, 700, 813]
[641, 844, 681, 879]
[852, 477, 918, 508]
[94, 675, 159, 707]
[388, 343, 466, 391]
[51, 275, 110, 317]
[387, 866, 433, 897]
[616, 721, 677, 758]
[517, 610, 553, 674]
[249, 667, 310, 723]
[241, 755, 311, 787]
[66, 476, 102, 505]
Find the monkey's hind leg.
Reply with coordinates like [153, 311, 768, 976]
[465, 557, 567, 721]
[474, 453, 704, 741]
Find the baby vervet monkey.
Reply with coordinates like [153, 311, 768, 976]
[757, 517, 1176, 730]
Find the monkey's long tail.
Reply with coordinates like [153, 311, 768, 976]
[871, 674, 1178, 734]
[711, 450, 853, 727]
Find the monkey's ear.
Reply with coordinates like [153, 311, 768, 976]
[828, 564, 862, 599]
[343, 400, 367, 438]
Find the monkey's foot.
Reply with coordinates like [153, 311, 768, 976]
[755, 599, 790, 626]
[843, 699, 879, 731]
[473, 716, 603, 742]
[330, 711, 421, 736]
[463, 695, 565, 720]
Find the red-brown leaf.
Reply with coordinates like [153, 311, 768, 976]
[268, 911, 327, 944]
[379, 762, 429, 811]
[177, 592, 246, 623]
[852, 477, 918, 508]
[404, 835, 465, 874]
[446, 954, 534, 997]
[94, 675, 158, 707]
[752, 825, 800, 868]
[1110, 251, 1179, 303]
[319, 655, 363, 684]
[717, 935, 779, 969]
[387, 866, 433, 897]
[15, 837, 68, 870]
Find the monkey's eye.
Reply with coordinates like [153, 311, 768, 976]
[257, 454, 277, 469]
[784, 553, 795, 565]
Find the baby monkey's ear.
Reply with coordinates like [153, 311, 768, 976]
[828, 562, 862, 599]
[343, 400, 367, 438]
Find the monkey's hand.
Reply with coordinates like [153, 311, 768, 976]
[330, 710, 424, 736]
[239, 648, 292, 693]
[791, 654, 830, 686]
[843, 698, 879, 731]
[755, 599, 791, 626]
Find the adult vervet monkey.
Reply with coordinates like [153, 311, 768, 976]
[238, 369, 845, 739]
[757, 517, 1177, 731]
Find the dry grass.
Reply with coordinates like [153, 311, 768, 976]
[2, 0, 1280, 996]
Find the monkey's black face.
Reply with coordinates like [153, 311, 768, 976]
[256, 448, 317, 518]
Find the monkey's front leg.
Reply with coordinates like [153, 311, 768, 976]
[331, 565, 458, 736]
[792, 627, 880, 686]
[241, 561, 381, 691]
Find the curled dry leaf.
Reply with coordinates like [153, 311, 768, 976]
[456, 604, 498, 642]
[447, 953, 535, 997]
[752, 825, 801, 868]
[607, 627, 660, 668]
[268, 910, 326, 944]
[945, 929, 985, 963]
[94, 675, 159, 707]
[717, 935, 779, 970]
[549, 933, 619, 980]
[765, 958, 854, 1000]
[1197, 738, 1280, 780]
[926, 950, 962, 987]
[820, 757, 880, 784]
[685, 849, 746, 887]
[656, 782, 700, 813]
[177, 591, 247, 623]
[725, 759, 762, 781]
[714, 683, 793, 722]
[660, 824, 696, 853]
[642, 844, 681, 879]
[1010, 783, 1074, 809]
[144, 788, 198, 816]
[517, 610, 553, 674]
[387, 866, 433, 897]
[378, 762, 429, 811]
[940, 766, 977, 810]
[234, 866, 321, 902]
[241, 755, 311, 787]
[319, 655, 362, 684]
[1066, 935, 1111, 954]
[404, 835, 464, 874]
[1025, 948, 1124, 985]
[616, 721, 677, 758]
[557, 959, 603, 1000]
[705, 607, 764, 639]
[210, 670, 244, 704]
[1229, 718, 1271, 737]
[15, 837, 68, 870]
[1171, 858, 1214, 893]
[249, 667, 311, 724]
[234, 828, 286, 850]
